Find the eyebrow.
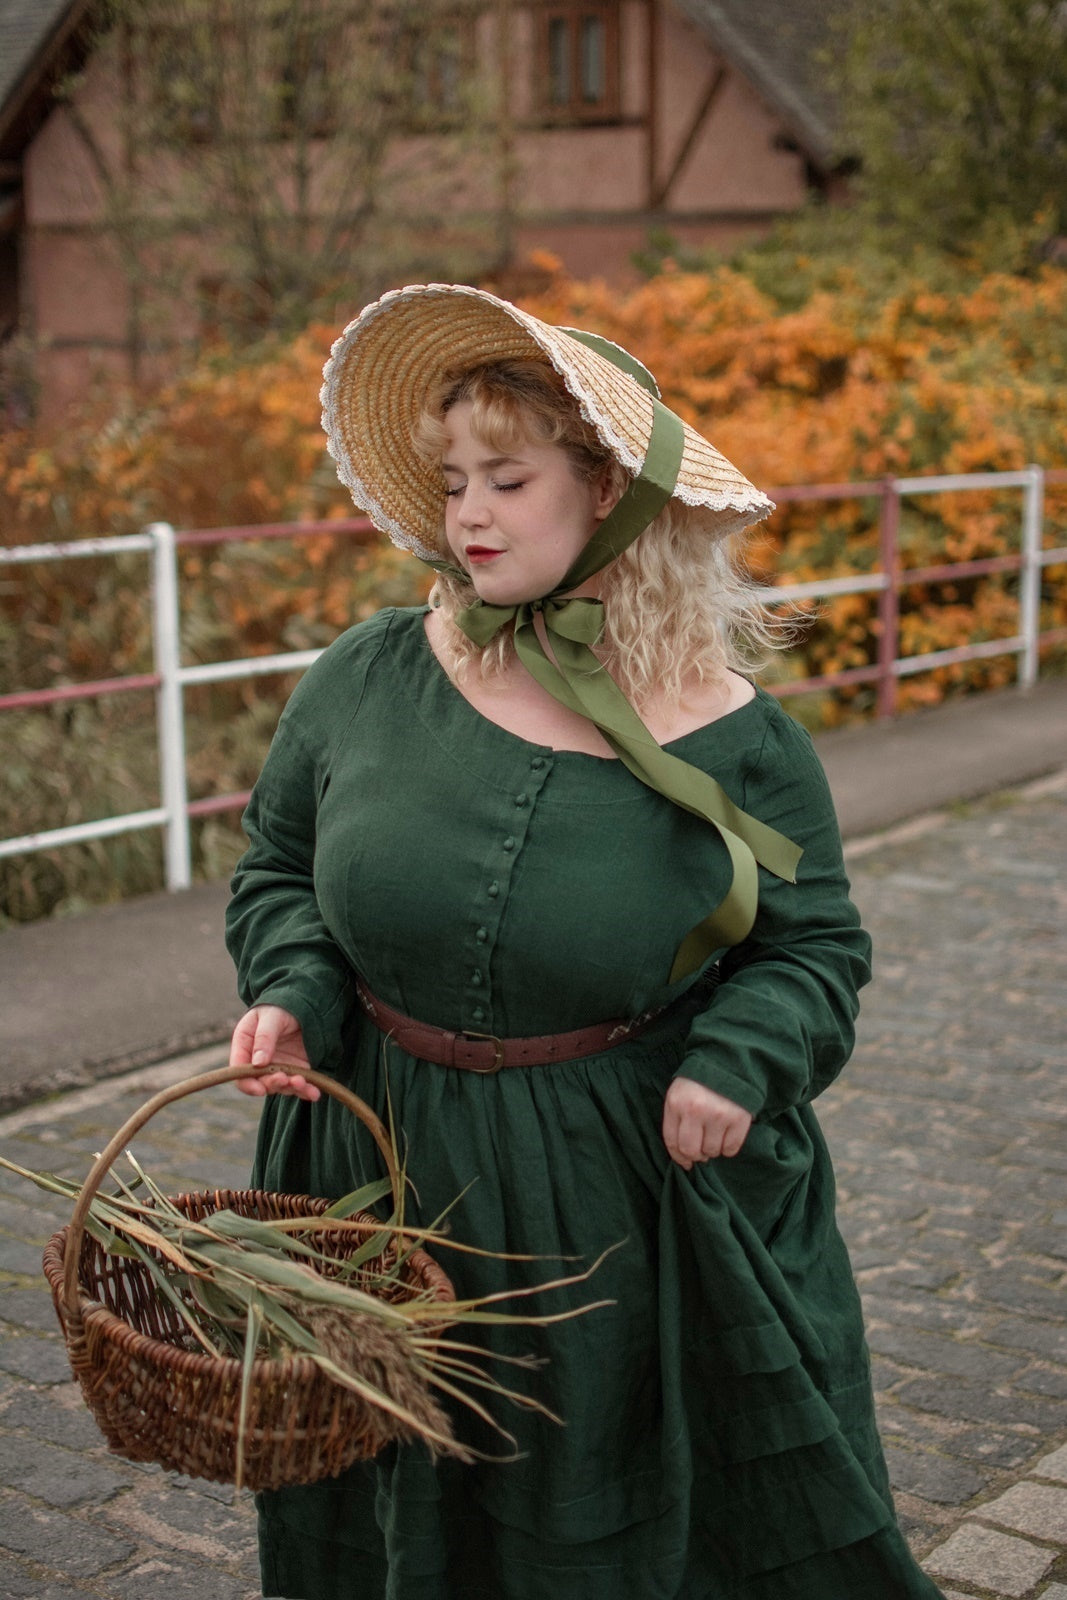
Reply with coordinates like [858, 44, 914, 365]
[441, 453, 526, 474]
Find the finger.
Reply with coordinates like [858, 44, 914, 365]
[229, 1011, 260, 1068]
[285, 1074, 321, 1102]
[661, 1116, 689, 1169]
[663, 1098, 701, 1169]
[247, 1070, 321, 1101]
[236, 1067, 290, 1096]
[250, 1012, 286, 1068]
[675, 1115, 706, 1162]
[700, 1123, 725, 1160]
[720, 1114, 752, 1158]
[661, 1101, 680, 1150]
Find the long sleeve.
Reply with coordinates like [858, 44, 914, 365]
[226, 713, 354, 1070]
[675, 711, 872, 1119]
[224, 616, 395, 1070]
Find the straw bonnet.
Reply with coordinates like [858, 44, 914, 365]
[320, 283, 798, 980]
[320, 283, 773, 564]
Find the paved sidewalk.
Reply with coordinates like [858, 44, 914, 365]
[0, 772, 1064, 1597]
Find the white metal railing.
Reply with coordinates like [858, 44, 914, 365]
[0, 517, 375, 889]
[2, 470, 1066, 890]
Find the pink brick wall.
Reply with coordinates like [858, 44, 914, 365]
[16, 1, 824, 416]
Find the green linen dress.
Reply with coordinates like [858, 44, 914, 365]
[226, 606, 944, 1600]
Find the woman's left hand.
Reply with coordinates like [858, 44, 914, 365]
[662, 1076, 753, 1168]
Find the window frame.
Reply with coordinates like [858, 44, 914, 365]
[534, 1, 621, 125]
[404, 13, 480, 129]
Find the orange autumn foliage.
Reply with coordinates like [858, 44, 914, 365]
[6, 255, 1062, 722]
[514, 257, 1067, 718]
[2, 257, 1066, 916]
[3, 262, 1066, 712]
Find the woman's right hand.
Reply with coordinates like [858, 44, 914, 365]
[229, 1005, 321, 1100]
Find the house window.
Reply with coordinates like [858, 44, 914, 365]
[538, 4, 619, 122]
[141, 24, 219, 144]
[137, 14, 351, 144]
[412, 22, 474, 118]
[379, 14, 477, 127]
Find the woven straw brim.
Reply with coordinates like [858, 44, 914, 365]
[321, 283, 774, 562]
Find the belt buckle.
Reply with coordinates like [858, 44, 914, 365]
[460, 1029, 505, 1073]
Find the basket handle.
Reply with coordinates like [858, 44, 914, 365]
[61, 1064, 400, 1326]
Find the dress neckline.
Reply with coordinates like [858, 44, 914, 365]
[413, 606, 769, 762]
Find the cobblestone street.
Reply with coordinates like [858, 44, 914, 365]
[1, 774, 1064, 1599]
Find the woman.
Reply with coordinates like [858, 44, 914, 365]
[227, 284, 944, 1599]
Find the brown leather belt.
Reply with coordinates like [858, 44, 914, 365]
[355, 979, 671, 1074]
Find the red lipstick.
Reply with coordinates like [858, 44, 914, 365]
[465, 546, 504, 564]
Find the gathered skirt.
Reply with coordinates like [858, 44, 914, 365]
[250, 1002, 944, 1600]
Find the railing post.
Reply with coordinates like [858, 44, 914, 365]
[876, 480, 900, 719]
[148, 522, 192, 891]
[1019, 464, 1044, 689]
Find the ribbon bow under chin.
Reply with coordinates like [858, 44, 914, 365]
[454, 591, 802, 983]
[425, 347, 799, 981]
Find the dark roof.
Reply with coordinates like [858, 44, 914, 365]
[672, 0, 843, 168]
[0, 0, 92, 152]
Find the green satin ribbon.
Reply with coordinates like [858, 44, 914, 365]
[426, 334, 802, 981]
[458, 591, 801, 979]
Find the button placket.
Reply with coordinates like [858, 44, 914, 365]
[461, 750, 554, 1031]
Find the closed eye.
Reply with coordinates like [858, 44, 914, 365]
[442, 476, 524, 497]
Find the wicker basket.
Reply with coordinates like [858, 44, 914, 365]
[42, 1065, 454, 1490]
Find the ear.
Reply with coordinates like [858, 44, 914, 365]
[592, 467, 622, 521]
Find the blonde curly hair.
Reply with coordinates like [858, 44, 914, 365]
[413, 360, 788, 709]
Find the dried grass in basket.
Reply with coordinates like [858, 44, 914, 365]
[42, 1065, 455, 1491]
